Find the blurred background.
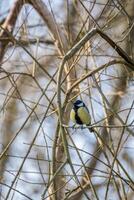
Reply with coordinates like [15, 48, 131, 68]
[0, 0, 134, 199]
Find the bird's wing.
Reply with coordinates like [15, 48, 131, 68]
[77, 107, 91, 125]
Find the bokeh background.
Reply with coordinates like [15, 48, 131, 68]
[0, 0, 134, 199]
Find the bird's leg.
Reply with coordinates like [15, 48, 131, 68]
[72, 124, 76, 129]
[80, 125, 84, 130]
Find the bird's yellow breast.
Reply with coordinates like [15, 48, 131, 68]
[70, 109, 76, 123]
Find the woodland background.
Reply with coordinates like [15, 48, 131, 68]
[0, 0, 134, 199]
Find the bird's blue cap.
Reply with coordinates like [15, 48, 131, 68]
[73, 100, 84, 107]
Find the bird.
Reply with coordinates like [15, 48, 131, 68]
[70, 100, 91, 126]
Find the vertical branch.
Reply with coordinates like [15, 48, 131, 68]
[0, 0, 24, 62]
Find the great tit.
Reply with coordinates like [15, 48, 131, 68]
[70, 100, 91, 126]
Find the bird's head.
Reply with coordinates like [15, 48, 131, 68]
[73, 100, 85, 108]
